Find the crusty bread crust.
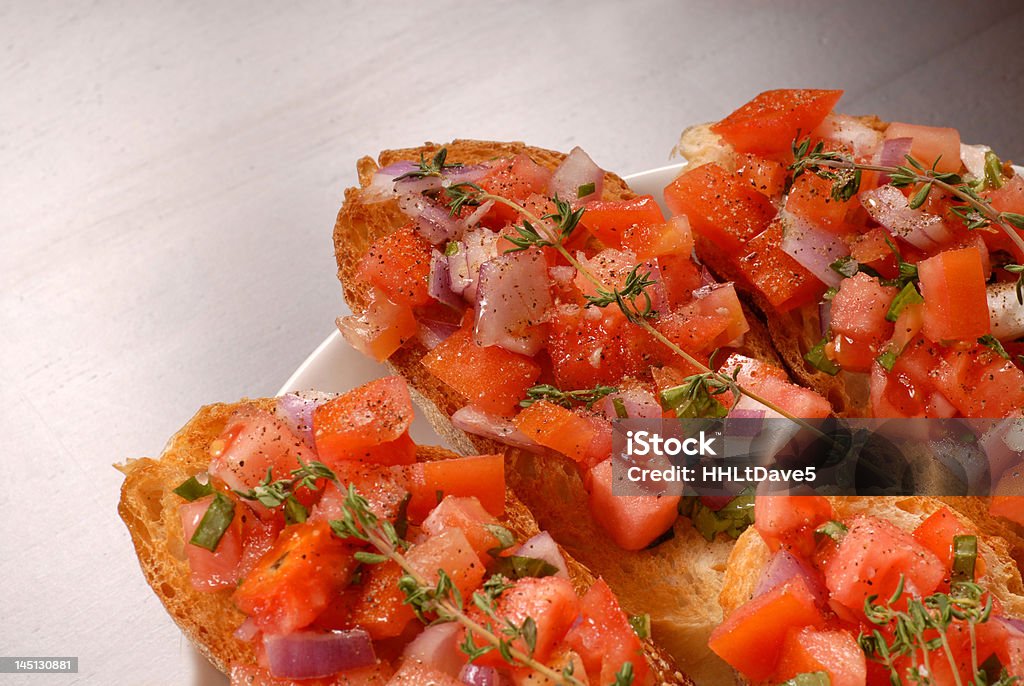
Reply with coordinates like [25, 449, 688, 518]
[333, 140, 789, 684]
[117, 397, 689, 684]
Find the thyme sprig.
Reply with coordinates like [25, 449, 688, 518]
[857, 577, 1016, 686]
[1004, 263, 1024, 305]
[328, 485, 602, 685]
[233, 459, 337, 523]
[521, 383, 619, 410]
[394, 148, 463, 181]
[585, 265, 659, 323]
[790, 137, 1024, 258]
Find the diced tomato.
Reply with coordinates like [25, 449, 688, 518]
[180, 494, 245, 591]
[709, 89, 843, 159]
[233, 520, 356, 634]
[229, 662, 393, 686]
[917, 246, 990, 342]
[346, 560, 416, 639]
[653, 283, 749, 357]
[912, 506, 986, 582]
[463, 576, 580, 668]
[785, 172, 855, 233]
[564, 579, 650, 686]
[774, 627, 867, 686]
[311, 463, 408, 527]
[984, 174, 1024, 259]
[338, 287, 419, 362]
[421, 322, 540, 416]
[736, 153, 788, 199]
[237, 513, 285, 580]
[547, 305, 653, 389]
[513, 401, 612, 468]
[664, 163, 777, 253]
[824, 516, 944, 620]
[587, 458, 680, 551]
[849, 228, 899, 280]
[737, 219, 824, 312]
[977, 618, 1024, 680]
[408, 528, 485, 599]
[421, 496, 500, 557]
[478, 154, 552, 226]
[572, 248, 638, 300]
[356, 226, 433, 308]
[935, 343, 1024, 418]
[708, 577, 828, 682]
[656, 253, 703, 307]
[885, 122, 962, 174]
[313, 377, 416, 467]
[208, 407, 317, 494]
[580, 195, 666, 248]
[829, 272, 897, 373]
[721, 353, 832, 418]
[990, 467, 1024, 526]
[622, 215, 694, 260]
[754, 494, 834, 557]
[386, 660, 461, 686]
[404, 454, 506, 523]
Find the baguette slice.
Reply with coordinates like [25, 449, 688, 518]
[117, 398, 690, 685]
[334, 140, 783, 684]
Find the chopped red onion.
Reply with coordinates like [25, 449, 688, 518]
[960, 143, 991, 181]
[860, 186, 953, 250]
[549, 146, 604, 203]
[999, 616, 1024, 635]
[378, 161, 419, 177]
[818, 299, 833, 337]
[988, 282, 1024, 341]
[451, 406, 543, 453]
[233, 617, 259, 642]
[275, 391, 337, 449]
[754, 551, 827, 607]
[778, 211, 848, 288]
[394, 163, 491, 197]
[403, 623, 463, 676]
[443, 163, 490, 186]
[600, 388, 662, 419]
[429, 250, 463, 309]
[726, 407, 766, 438]
[514, 532, 570, 579]
[366, 161, 420, 200]
[460, 664, 502, 686]
[549, 265, 575, 285]
[474, 250, 552, 356]
[812, 114, 882, 159]
[459, 200, 494, 232]
[449, 229, 499, 301]
[399, 194, 460, 244]
[264, 630, 375, 680]
[417, 318, 460, 350]
[877, 137, 913, 184]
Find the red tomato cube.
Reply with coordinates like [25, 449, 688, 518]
[356, 225, 433, 308]
[737, 219, 824, 312]
[917, 247, 991, 342]
[774, 627, 867, 686]
[736, 153, 788, 199]
[885, 122, 962, 174]
[709, 89, 843, 159]
[564, 579, 651, 686]
[513, 401, 612, 468]
[407, 528, 486, 600]
[581, 195, 666, 248]
[313, 376, 416, 466]
[829, 272, 897, 373]
[912, 506, 986, 582]
[754, 494, 834, 557]
[587, 458, 680, 551]
[421, 496, 501, 558]
[404, 453, 506, 523]
[180, 494, 244, 591]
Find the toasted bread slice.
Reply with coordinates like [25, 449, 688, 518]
[333, 140, 786, 684]
[117, 398, 690, 684]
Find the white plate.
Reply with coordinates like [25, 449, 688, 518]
[277, 163, 688, 407]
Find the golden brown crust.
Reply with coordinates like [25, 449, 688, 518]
[118, 396, 689, 684]
[333, 140, 787, 684]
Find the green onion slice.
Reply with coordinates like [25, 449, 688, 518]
[951, 534, 978, 583]
[886, 282, 924, 322]
[173, 474, 213, 501]
[805, 337, 840, 376]
[188, 492, 236, 552]
[628, 613, 651, 640]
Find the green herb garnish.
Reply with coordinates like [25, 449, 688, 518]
[886, 282, 924, 322]
[188, 492, 236, 552]
[520, 383, 618, 410]
[173, 475, 214, 502]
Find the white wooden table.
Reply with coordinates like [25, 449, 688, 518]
[3, 1, 1023, 683]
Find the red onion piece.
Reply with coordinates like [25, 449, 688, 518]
[818, 299, 833, 337]
[754, 551, 827, 607]
[988, 282, 1024, 341]
[399, 194, 460, 244]
[876, 137, 913, 184]
[366, 162, 420, 200]
[600, 388, 662, 419]
[460, 664, 502, 686]
[379, 161, 419, 177]
[860, 185, 953, 251]
[233, 617, 259, 642]
[999, 616, 1024, 635]
[264, 630, 376, 680]
[474, 250, 552, 356]
[394, 163, 491, 197]
[451, 406, 543, 453]
[403, 623, 463, 676]
[549, 146, 604, 203]
[443, 163, 490, 186]
[275, 391, 336, 449]
[726, 407, 766, 437]
[459, 200, 494, 232]
[779, 211, 848, 288]
[449, 229, 499, 301]
[417, 317, 459, 350]
[514, 532, 570, 579]
[960, 143, 991, 181]
[812, 114, 882, 160]
[429, 250, 463, 309]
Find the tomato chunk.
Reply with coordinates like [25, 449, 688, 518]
[180, 494, 244, 591]
[547, 305, 653, 389]
[313, 376, 416, 467]
[513, 401, 612, 468]
[774, 627, 867, 686]
[917, 247, 990, 342]
[338, 287, 418, 362]
[310, 463, 408, 527]
[346, 560, 416, 640]
[356, 225, 433, 308]
[737, 219, 824, 312]
[478, 154, 552, 226]
[421, 322, 540, 416]
[885, 122, 962, 175]
[463, 576, 580, 668]
[581, 195, 666, 248]
[564, 579, 650, 686]
[824, 516, 944, 620]
[991, 467, 1024, 526]
[408, 528, 486, 600]
[736, 153, 788, 199]
[622, 215, 694, 260]
[912, 506, 985, 581]
[785, 172, 855, 233]
[721, 354, 832, 418]
[709, 89, 843, 159]
[209, 406, 317, 494]
[421, 496, 501, 557]
[405, 454, 506, 523]
[754, 494, 834, 557]
[233, 520, 356, 634]
[935, 342, 1024, 418]
[587, 458, 680, 551]
[664, 163, 776, 253]
[830, 272, 897, 373]
[708, 577, 827, 682]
